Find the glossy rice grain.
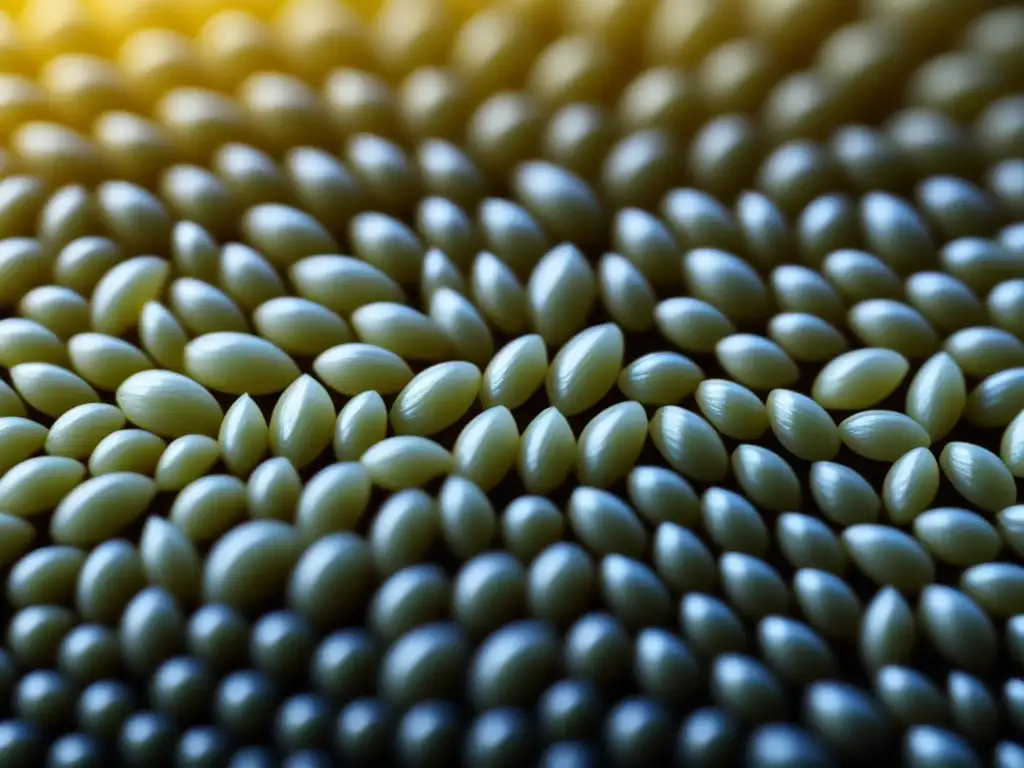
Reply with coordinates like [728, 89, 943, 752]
[0, 456, 87, 518]
[839, 411, 932, 463]
[480, 334, 548, 411]
[568, 487, 647, 559]
[682, 247, 771, 322]
[859, 587, 916, 674]
[203, 520, 302, 612]
[546, 323, 624, 417]
[939, 441, 1018, 513]
[617, 351, 704, 406]
[518, 408, 577, 495]
[116, 370, 223, 439]
[0, 417, 49, 476]
[154, 435, 221, 492]
[576, 401, 648, 489]
[390, 362, 481, 437]
[766, 389, 840, 462]
[731, 445, 802, 513]
[846, 299, 939, 358]
[238, 463, 302, 540]
[9, 362, 100, 419]
[1001, 409, 1024, 477]
[905, 272, 987, 337]
[89, 256, 170, 337]
[361, 437, 453, 492]
[350, 302, 452, 363]
[269, 375, 336, 471]
[627, 465, 701, 529]
[470, 251, 530, 336]
[649, 406, 729, 483]
[0, 379, 26, 419]
[701, 488, 771, 557]
[812, 348, 910, 410]
[770, 264, 846, 326]
[183, 333, 300, 396]
[843, 525, 936, 594]
[50, 472, 157, 546]
[67, 333, 154, 392]
[138, 301, 188, 373]
[918, 585, 997, 673]
[960, 563, 1024, 620]
[428, 288, 494, 368]
[654, 297, 736, 354]
[0, 318, 68, 369]
[218, 395, 269, 478]
[168, 277, 250, 336]
[88, 429, 166, 478]
[217, 242, 288, 313]
[809, 462, 882, 527]
[334, 391, 388, 463]
[503, 497, 565, 563]
[526, 243, 598, 347]
[597, 253, 657, 332]
[776, 514, 847, 576]
[883, 447, 941, 524]
[170, 475, 249, 543]
[252, 297, 352, 358]
[44, 403, 125, 460]
[314, 343, 414, 397]
[715, 334, 800, 390]
[904, 352, 966, 441]
[295, 463, 372, 542]
[964, 368, 1024, 428]
[696, 380, 769, 441]
[138, 517, 202, 607]
[912, 508, 1002, 567]
[18, 286, 89, 342]
[370, 490, 441, 577]
[944, 325, 1024, 378]
[290, 255, 405, 317]
[452, 407, 520, 492]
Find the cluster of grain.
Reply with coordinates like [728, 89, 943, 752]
[0, 0, 1021, 764]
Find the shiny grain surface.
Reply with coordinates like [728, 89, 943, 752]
[0, 1, 1019, 763]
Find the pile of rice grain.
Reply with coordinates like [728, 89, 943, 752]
[0, 0, 1022, 765]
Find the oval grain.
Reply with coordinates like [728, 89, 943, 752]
[269, 375, 335, 471]
[116, 370, 223, 439]
[452, 407, 520, 492]
[696, 380, 769, 441]
[314, 343, 414, 397]
[361, 437, 454, 491]
[883, 448, 941, 524]
[391, 362, 482, 437]
[905, 352, 966, 442]
[50, 473, 157, 546]
[650, 406, 729, 483]
[547, 323, 624, 417]
[480, 335, 548, 410]
[183, 333, 300, 396]
[576, 402, 649, 489]
[519, 408, 577, 495]
[839, 411, 931, 463]
[154, 435, 221, 492]
[0, 456, 87, 518]
[44, 404, 125, 460]
[67, 333, 154, 392]
[766, 389, 840, 462]
[218, 395, 268, 478]
[939, 442, 1017, 513]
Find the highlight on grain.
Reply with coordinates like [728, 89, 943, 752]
[0, 0, 1020, 764]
